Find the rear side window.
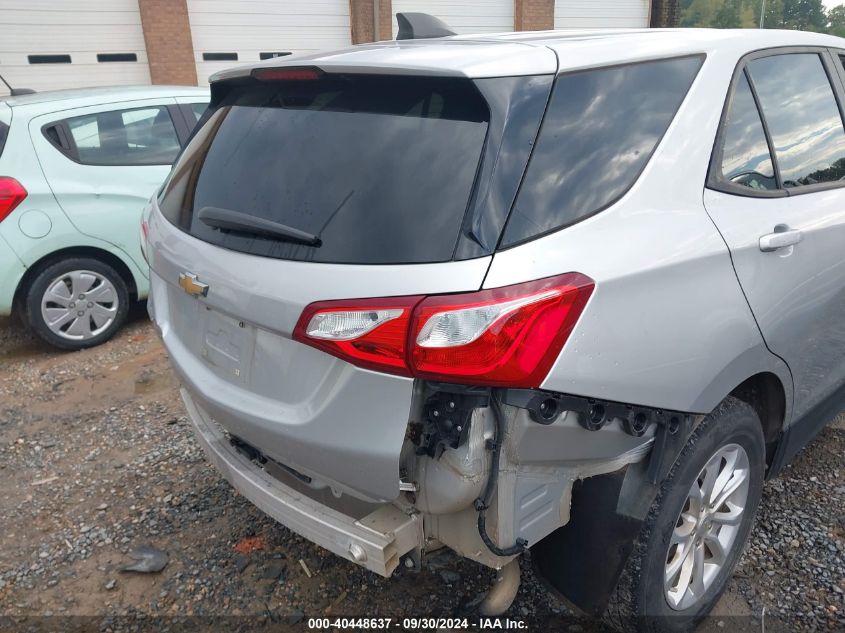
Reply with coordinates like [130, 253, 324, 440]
[59, 106, 180, 166]
[502, 56, 703, 247]
[747, 53, 845, 188]
[0, 121, 8, 158]
[187, 102, 208, 123]
[159, 74, 490, 265]
[0, 104, 10, 159]
[715, 71, 776, 191]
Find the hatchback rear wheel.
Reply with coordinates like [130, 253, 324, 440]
[25, 257, 129, 350]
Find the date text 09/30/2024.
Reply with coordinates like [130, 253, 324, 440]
[307, 617, 528, 630]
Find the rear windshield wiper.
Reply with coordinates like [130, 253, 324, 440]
[197, 206, 321, 247]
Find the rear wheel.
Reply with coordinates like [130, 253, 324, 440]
[25, 257, 129, 350]
[605, 396, 765, 632]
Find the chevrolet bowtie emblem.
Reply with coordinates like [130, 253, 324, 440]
[178, 272, 209, 297]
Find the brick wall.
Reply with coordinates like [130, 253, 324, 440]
[515, 0, 554, 31]
[138, 0, 198, 85]
[650, 0, 681, 27]
[349, 0, 393, 44]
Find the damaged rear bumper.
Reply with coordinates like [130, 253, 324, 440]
[181, 388, 423, 577]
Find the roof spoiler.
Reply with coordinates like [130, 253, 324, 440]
[0, 74, 35, 96]
[396, 12, 457, 40]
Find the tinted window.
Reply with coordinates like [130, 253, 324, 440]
[716, 71, 776, 191]
[188, 102, 208, 123]
[159, 75, 489, 265]
[748, 54, 845, 188]
[502, 56, 703, 246]
[0, 121, 8, 158]
[64, 106, 180, 166]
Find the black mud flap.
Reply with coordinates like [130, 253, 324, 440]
[531, 465, 655, 617]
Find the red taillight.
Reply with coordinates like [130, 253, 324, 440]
[410, 274, 594, 387]
[293, 273, 594, 388]
[0, 177, 27, 223]
[140, 220, 150, 262]
[252, 67, 323, 82]
[293, 296, 423, 377]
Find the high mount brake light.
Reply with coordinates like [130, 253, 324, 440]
[252, 67, 323, 82]
[0, 177, 27, 223]
[293, 273, 595, 388]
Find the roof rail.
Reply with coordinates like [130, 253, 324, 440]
[396, 12, 457, 40]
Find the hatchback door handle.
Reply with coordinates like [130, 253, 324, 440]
[759, 225, 803, 252]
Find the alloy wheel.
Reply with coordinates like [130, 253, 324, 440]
[664, 443, 751, 611]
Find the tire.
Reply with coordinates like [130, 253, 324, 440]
[24, 257, 130, 351]
[605, 396, 766, 633]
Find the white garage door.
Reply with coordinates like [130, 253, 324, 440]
[0, 0, 150, 96]
[188, 0, 352, 85]
[392, 1, 513, 37]
[555, 0, 650, 29]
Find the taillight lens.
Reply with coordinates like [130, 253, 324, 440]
[140, 220, 150, 262]
[293, 296, 423, 377]
[0, 177, 27, 223]
[411, 274, 594, 387]
[293, 273, 594, 388]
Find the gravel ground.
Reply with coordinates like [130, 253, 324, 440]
[0, 310, 842, 632]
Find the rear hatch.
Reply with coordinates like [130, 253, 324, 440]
[147, 68, 552, 501]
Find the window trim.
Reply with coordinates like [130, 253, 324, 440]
[41, 105, 183, 167]
[497, 53, 707, 251]
[744, 67, 783, 190]
[707, 46, 845, 199]
[167, 104, 195, 145]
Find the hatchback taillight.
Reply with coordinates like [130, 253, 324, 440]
[293, 273, 594, 388]
[0, 177, 27, 223]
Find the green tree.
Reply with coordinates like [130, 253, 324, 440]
[681, 0, 720, 27]
[680, 0, 829, 32]
[714, 0, 742, 27]
[828, 4, 845, 36]
[781, 0, 826, 30]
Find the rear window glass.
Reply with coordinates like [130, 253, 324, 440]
[0, 105, 9, 158]
[187, 102, 208, 123]
[159, 74, 489, 265]
[502, 56, 703, 247]
[0, 121, 8, 158]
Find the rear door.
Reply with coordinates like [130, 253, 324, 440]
[704, 49, 845, 423]
[31, 98, 182, 273]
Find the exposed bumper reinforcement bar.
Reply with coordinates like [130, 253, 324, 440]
[181, 388, 422, 577]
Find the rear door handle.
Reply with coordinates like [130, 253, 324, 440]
[759, 224, 803, 252]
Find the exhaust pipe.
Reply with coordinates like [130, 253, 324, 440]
[478, 559, 521, 616]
